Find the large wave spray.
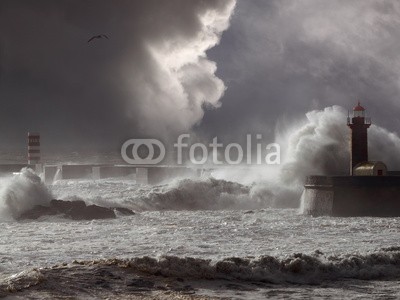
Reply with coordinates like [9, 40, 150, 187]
[47, 105, 400, 212]
[214, 105, 400, 208]
[5, 105, 400, 219]
[0, 168, 52, 221]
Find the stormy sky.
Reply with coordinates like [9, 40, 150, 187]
[1, 0, 400, 154]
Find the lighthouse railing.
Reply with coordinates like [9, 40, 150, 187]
[347, 117, 371, 125]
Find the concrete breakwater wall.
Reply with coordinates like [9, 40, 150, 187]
[302, 175, 400, 217]
[42, 164, 199, 185]
[0, 164, 30, 174]
[0, 164, 199, 185]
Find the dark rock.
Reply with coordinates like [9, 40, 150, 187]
[19, 205, 57, 220]
[68, 205, 115, 220]
[113, 207, 135, 215]
[50, 199, 86, 211]
[126, 279, 155, 288]
[18, 200, 117, 221]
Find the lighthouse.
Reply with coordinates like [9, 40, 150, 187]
[347, 102, 371, 175]
[302, 102, 400, 217]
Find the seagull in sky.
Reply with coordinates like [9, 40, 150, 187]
[87, 34, 109, 43]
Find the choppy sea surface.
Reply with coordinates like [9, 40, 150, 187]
[0, 152, 399, 298]
[1, 179, 400, 298]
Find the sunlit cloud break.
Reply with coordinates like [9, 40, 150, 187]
[128, 1, 236, 137]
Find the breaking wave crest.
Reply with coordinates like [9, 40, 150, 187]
[111, 248, 400, 283]
[52, 177, 284, 212]
[1, 172, 277, 220]
[134, 178, 264, 211]
[2, 248, 400, 297]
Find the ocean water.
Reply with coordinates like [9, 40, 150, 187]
[0, 170, 400, 299]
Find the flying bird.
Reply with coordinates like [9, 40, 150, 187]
[87, 34, 109, 43]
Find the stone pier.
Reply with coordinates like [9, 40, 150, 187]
[302, 175, 400, 217]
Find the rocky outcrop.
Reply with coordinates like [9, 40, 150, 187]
[18, 199, 135, 221]
[113, 207, 136, 216]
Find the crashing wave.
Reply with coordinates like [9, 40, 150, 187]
[52, 177, 282, 212]
[121, 248, 400, 283]
[0, 168, 52, 221]
[2, 248, 400, 297]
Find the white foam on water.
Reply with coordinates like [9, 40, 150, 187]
[0, 168, 52, 221]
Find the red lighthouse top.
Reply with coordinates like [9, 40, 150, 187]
[348, 101, 370, 124]
[353, 101, 365, 111]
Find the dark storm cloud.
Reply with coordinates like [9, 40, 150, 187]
[0, 0, 235, 149]
[203, 0, 400, 143]
[2, 0, 400, 158]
